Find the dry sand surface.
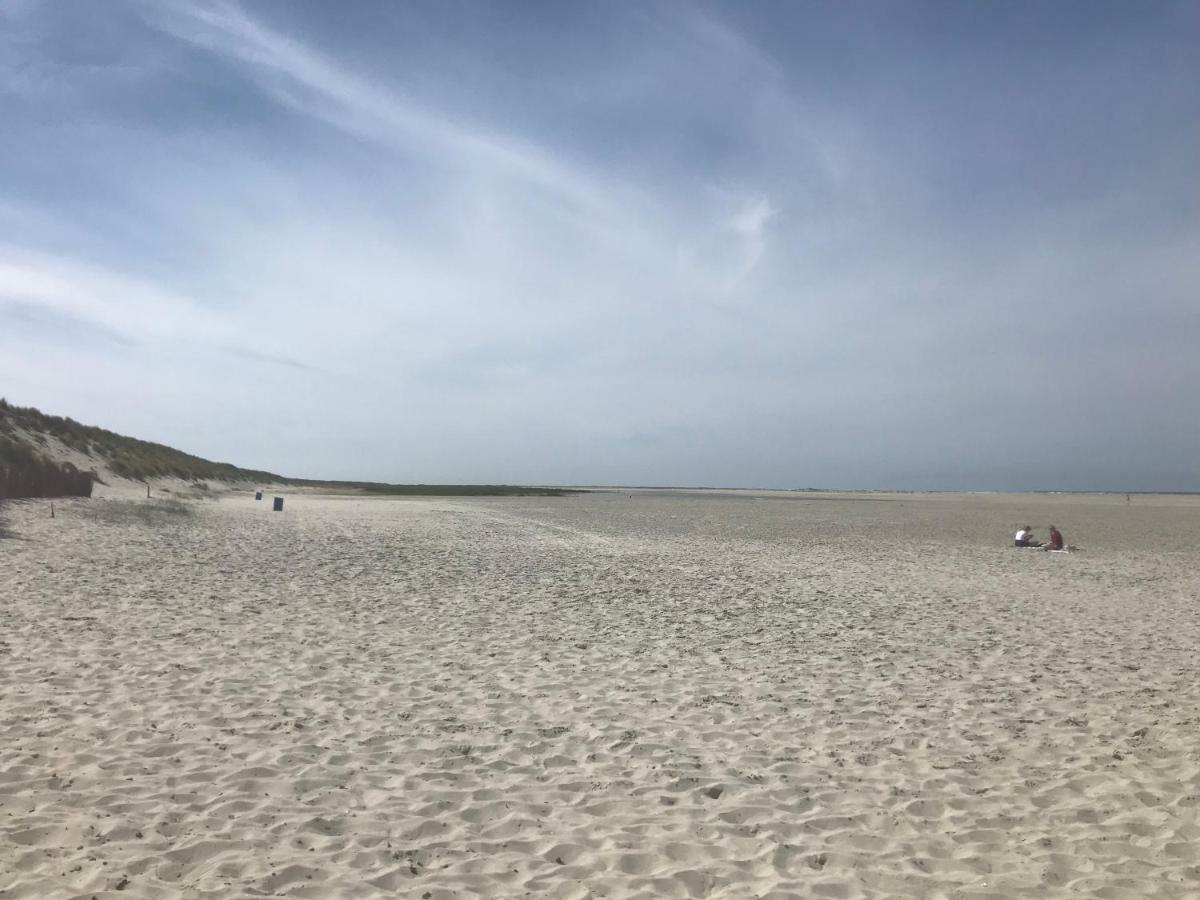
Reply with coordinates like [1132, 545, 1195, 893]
[2, 488, 1199, 899]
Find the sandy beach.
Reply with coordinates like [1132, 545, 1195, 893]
[2, 488, 1199, 899]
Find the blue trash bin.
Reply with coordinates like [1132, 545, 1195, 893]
[255, 491, 263, 500]
[273, 497, 284, 511]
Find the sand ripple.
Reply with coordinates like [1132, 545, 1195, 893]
[2, 490, 1199, 897]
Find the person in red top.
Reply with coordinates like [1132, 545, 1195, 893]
[1046, 525, 1064, 551]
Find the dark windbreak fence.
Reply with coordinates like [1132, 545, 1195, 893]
[0, 460, 94, 499]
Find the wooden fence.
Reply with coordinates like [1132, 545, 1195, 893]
[0, 460, 94, 499]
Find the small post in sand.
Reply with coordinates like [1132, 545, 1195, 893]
[147, 482, 151, 499]
[51, 502, 55, 519]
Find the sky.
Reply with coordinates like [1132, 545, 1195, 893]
[1, 0, 1197, 490]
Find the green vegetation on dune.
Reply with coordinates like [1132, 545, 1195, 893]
[0, 399, 282, 483]
[0, 430, 94, 499]
[0, 433, 38, 466]
[1, 400, 580, 498]
[358, 483, 574, 497]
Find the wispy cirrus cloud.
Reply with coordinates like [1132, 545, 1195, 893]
[0, 249, 213, 343]
[145, 1, 619, 218]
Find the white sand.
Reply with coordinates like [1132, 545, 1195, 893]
[2, 489, 1199, 899]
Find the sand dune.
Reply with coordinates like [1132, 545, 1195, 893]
[2, 489, 1198, 898]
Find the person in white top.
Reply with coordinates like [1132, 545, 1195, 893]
[1014, 525, 1040, 548]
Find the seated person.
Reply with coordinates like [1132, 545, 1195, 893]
[1045, 525, 1064, 551]
[1014, 525, 1040, 547]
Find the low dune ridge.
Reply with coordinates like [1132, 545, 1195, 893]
[1, 489, 1198, 898]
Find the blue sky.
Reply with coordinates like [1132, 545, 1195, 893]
[2, 1, 1197, 489]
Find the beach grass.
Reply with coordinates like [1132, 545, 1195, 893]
[81, 497, 196, 526]
[3, 401, 579, 498]
[1, 399, 281, 484]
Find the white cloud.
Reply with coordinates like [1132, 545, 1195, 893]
[146, 1, 621, 219]
[1, 1, 1196, 488]
[730, 195, 776, 274]
[0, 249, 217, 343]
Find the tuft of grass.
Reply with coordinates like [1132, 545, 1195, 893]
[81, 498, 195, 527]
[0, 434, 38, 465]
